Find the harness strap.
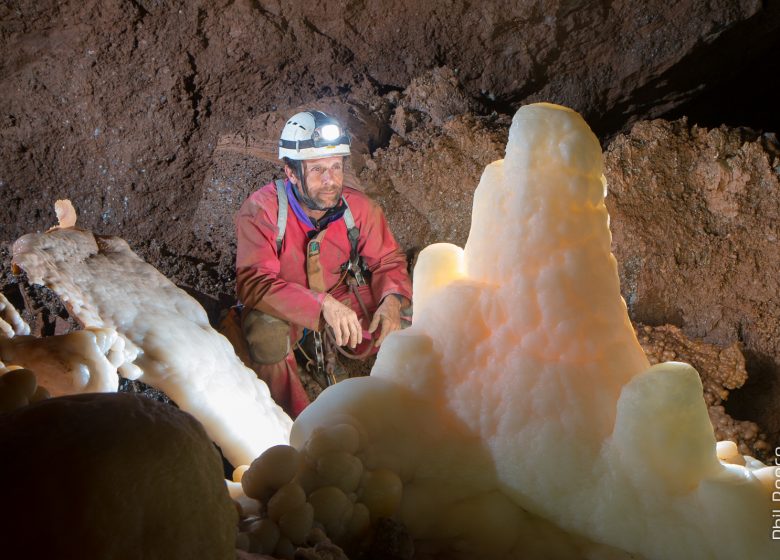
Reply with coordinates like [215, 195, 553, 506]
[341, 198, 367, 286]
[306, 229, 328, 294]
[275, 179, 288, 254]
[341, 198, 359, 262]
[275, 181, 365, 285]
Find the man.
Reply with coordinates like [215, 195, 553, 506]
[235, 110, 412, 416]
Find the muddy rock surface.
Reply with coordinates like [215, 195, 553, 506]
[362, 112, 509, 254]
[2, 0, 779, 257]
[606, 120, 780, 447]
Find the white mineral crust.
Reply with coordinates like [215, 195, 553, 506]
[0, 293, 29, 339]
[292, 103, 778, 559]
[0, 326, 122, 394]
[11, 229, 291, 466]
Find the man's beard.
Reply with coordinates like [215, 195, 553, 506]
[313, 187, 342, 209]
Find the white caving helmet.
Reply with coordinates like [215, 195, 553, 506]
[278, 110, 351, 161]
[278, 110, 351, 211]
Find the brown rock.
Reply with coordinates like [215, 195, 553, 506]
[606, 119, 780, 449]
[361, 113, 508, 254]
[389, 105, 423, 138]
[1, 0, 778, 263]
[401, 67, 478, 127]
[0, 392, 237, 559]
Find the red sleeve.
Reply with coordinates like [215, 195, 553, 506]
[235, 191, 325, 331]
[354, 196, 413, 305]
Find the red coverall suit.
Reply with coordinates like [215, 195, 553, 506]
[235, 180, 412, 416]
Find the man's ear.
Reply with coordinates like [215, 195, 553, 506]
[284, 164, 298, 185]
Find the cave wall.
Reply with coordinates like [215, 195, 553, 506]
[1, 0, 778, 260]
[606, 120, 780, 443]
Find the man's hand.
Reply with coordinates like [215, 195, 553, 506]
[368, 295, 402, 347]
[322, 294, 362, 348]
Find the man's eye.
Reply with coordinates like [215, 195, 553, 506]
[310, 167, 322, 174]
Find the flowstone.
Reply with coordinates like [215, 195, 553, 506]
[9, 228, 291, 466]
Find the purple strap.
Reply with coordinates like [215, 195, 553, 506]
[285, 179, 346, 231]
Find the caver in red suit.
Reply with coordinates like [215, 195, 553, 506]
[235, 178, 412, 416]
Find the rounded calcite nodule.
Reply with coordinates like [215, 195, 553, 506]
[242, 444, 301, 500]
[0, 368, 48, 412]
[267, 481, 307, 521]
[0, 393, 237, 559]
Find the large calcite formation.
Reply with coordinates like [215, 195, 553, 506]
[286, 104, 778, 559]
[10, 229, 291, 466]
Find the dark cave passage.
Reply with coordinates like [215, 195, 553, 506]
[663, 32, 780, 134]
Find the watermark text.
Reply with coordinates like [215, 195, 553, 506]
[773, 447, 780, 540]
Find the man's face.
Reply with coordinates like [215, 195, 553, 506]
[289, 156, 344, 209]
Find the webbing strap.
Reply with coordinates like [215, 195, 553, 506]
[275, 179, 288, 254]
[341, 197, 359, 262]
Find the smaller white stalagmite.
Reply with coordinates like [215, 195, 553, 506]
[284, 103, 779, 559]
[10, 227, 292, 467]
[53, 199, 78, 229]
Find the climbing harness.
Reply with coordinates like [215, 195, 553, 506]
[275, 179, 366, 283]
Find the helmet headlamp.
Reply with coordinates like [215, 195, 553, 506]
[317, 124, 341, 142]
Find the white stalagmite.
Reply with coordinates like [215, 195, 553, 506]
[53, 199, 78, 229]
[292, 103, 778, 559]
[11, 229, 291, 467]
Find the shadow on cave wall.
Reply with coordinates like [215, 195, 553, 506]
[662, 28, 780, 135]
[728, 351, 780, 441]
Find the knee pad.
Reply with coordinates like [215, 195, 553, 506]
[242, 311, 291, 365]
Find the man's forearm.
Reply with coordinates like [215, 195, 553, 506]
[383, 293, 410, 308]
[237, 269, 326, 331]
